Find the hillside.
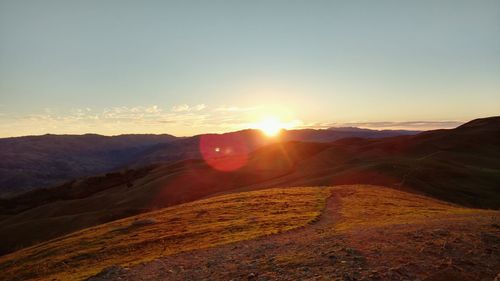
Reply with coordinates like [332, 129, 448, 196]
[0, 142, 328, 255]
[0, 128, 419, 197]
[0, 185, 498, 281]
[130, 128, 420, 167]
[0, 134, 178, 197]
[0, 117, 498, 256]
[0, 187, 330, 281]
[244, 116, 500, 209]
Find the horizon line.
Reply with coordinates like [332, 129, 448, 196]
[0, 119, 472, 139]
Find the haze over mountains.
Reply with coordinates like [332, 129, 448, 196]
[0, 127, 419, 197]
[0, 116, 498, 256]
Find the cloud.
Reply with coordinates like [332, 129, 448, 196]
[309, 120, 464, 130]
[0, 102, 466, 138]
[214, 105, 259, 112]
[172, 104, 189, 112]
[172, 104, 206, 112]
[99, 106, 165, 120]
[0, 104, 216, 137]
[193, 104, 206, 111]
[145, 105, 161, 113]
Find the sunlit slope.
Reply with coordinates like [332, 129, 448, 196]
[331, 185, 494, 230]
[0, 142, 328, 256]
[0, 187, 330, 281]
[2, 117, 498, 256]
[106, 185, 499, 281]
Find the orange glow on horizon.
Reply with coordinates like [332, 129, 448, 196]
[256, 117, 285, 137]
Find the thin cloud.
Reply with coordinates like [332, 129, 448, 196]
[0, 104, 467, 137]
[172, 104, 206, 112]
[309, 120, 465, 130]
[193, 104, 206, 111]
[214, 105, 260, 112]
[172, 104, 189, 112]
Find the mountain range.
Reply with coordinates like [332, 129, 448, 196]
[0, 127, 419, 197]
[0, 116, 498, 257]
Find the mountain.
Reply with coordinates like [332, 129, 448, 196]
[113, 127, 420, 167]
[244, 116, 500, 208]
[0, 128, 419, 197]
[0, 117, 497, 256]
[282, 127, 420, 142]
[1, 185, 498, 281]
[0, 134, 179, 197]
[0, 141, 331, 255]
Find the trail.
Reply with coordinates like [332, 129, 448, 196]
[91, 186, 500, 281]
[104, 187, 358, 281]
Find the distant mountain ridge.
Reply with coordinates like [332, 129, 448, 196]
[0, 116, 497, 256]
[0, 134, 178, 197]
[0, 127, 419, 197]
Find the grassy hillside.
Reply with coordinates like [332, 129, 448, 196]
[0, 187, 330, 281]
[0, 142, 328, 256]
[1, 117, 498, 257]
[110, 185, 499, 281]
[334, 185, 491, 230]
[1, 185, 497, 281]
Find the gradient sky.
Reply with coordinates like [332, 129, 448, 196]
[0, 0, 499, 137]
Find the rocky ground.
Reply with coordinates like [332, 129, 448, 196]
[88, 186, 500, 281]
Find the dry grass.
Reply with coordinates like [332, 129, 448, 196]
[0, 187, 330, 281]
[333, 185, 494, 230]
[109, 185, 499, 281]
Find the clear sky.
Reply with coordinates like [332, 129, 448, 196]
[0, 0, 499, 137]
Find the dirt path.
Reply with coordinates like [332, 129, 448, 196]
[91, 186, 500, 281]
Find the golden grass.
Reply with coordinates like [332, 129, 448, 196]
[333, 185, 493, 230]
[0, 187, 330, 281]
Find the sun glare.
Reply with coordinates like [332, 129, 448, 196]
[257, 117, 283, 137]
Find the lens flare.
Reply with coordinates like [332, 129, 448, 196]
[199, 134, 249, 171]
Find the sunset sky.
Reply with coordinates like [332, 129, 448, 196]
[0, 0, 499, 137]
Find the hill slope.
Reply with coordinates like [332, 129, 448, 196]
[1, 186, 498, 281]
[0, 134, 178, 197]
[0, 142, 328, 255]
[0, 187, 330, 281]
[0, 117, 498, 256]
[244, 116, 500, 209]
[0, 128, 419, 197]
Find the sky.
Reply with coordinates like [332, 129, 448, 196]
[0, 0, 499, 137]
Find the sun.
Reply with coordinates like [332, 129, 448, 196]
[257, 117, 283, 137]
